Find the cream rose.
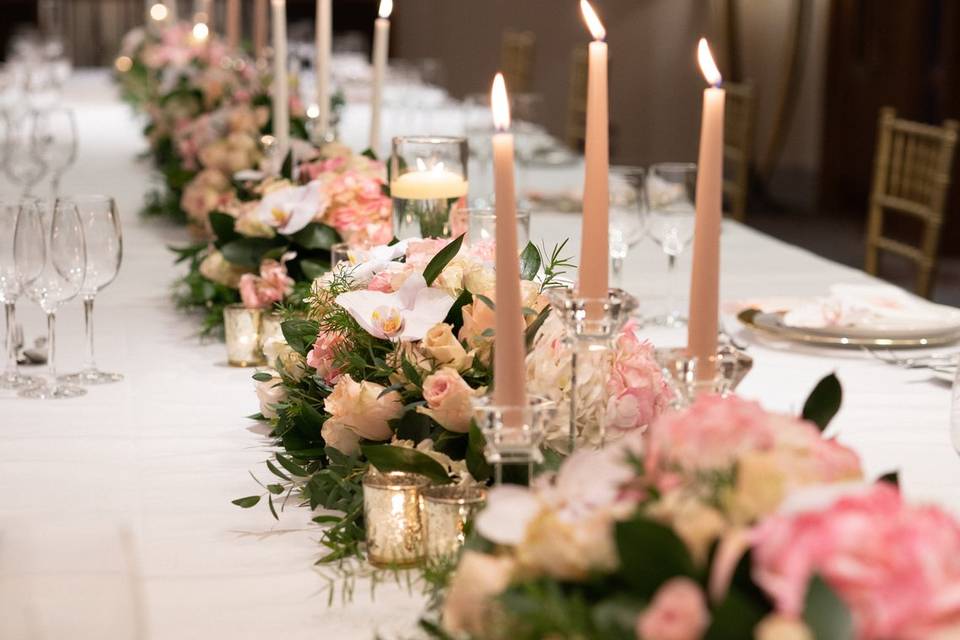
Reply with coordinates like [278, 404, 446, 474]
[441, 551, 514, 638]
[255, 372, 286, 419]
[458, 297, 496, 352]
[323, 375, 403, 442]
[516, 509, 618, 581]
[417, 368, 476, 433]
[321, 419, 363, 456]
[422, 323, 473, 372]
[199, 250, 251, 288]
[754, 615, 814, 640]
[262, 338, 306, 382]
[462, 262, 495, 296]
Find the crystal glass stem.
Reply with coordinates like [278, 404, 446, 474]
[4, 303, 16, 376]
[82, 296, 95, 371]
[665, 252, 682, 324]
[46, 311, 57, 384]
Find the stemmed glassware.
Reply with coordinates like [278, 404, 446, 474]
[14, 198, 87, 399]
[0, 202, 36, 388]
[31, 108, 78, 196]
[3, 110, 47, 196]
[609, 166, 647, 286]
[645, 162, 697, 326]
[59, 195, 123, 385]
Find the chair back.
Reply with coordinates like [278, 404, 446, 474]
[723, 82, 754, 221]
[565, 46, 588, 152]
[500, 30, 536, 94]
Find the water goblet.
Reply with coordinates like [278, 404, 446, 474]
[59, 195, 124, 385]
[14, 198, 87, 399]
[0, 201, 36, 388]
[645, 163, 697, 326]
[31, 107, 78, 196]
[609, 166, 647, 286]
[3, 110, 47, 196]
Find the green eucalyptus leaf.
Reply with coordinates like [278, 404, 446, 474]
[252, 372, 274, 382]
[231, 495, 261, 508]
[803, 575, 853, 639]
[466, 422, 492, 482]
[300, 258, 329, 280]
[401, 358, 423, 388]
[281, 150, 294, 180]
[878, 470, 900, 486]
[275, 453, 309, 477]
[266, 483, 285, 495]
[525, 306, 550, 350]
[209, 211, 239, 246]
[362, 444, 452, 484]
[220, 237, 281, 268]
[423, 234, 465, 286]
[290, 222, 340, 250]
[281, 318, 320, 355]
[802, 373, 842, 431]
[519, 242, 542, 281]
[265, 459, 290, 481]
[615, 516, 696, 598]
[703, 587, 767, 640]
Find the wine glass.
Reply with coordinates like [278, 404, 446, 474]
[645, 163, 697, 326]
[3, 110, 47, 196]
[59, 195, 123, 385]
[461, 93, 495, 206]
[14, 198, 87, 399]
[0, 201, 36, 388]
[609, 166, 647, 286]
[32, 107, 78, 196]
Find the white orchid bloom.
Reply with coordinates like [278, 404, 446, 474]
[335, 272, 454, 341]
[333, 240, 410, 284]
[474, 485, 541, 546]
[256, 179, 329, 235]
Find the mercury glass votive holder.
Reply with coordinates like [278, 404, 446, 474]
[390, 135, 469, 239]
[420, 484, 487, 561]
[472, 395, 555, 485]
[362, 470, 430, 567]
[655, 345, 753, 408]
[259, 311, 284, 350]
[546, 287, 639, 451]
[223, 304, 265, 367]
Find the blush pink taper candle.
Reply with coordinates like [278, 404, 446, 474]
[254, 0, 268, 59]
[577, 0, 609, 303]
[687, 38, 725, 382]
[491, 73, 527, 421]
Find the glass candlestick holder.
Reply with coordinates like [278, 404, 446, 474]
[223, 304, 265, 367]
[472, 395, 555, 486]
[420, 484, 486, 561]
[390, 136, 469, 239]
[362, 470, 430, 567]
[655, 345, 753, 408]
[546, 287, 639, 452]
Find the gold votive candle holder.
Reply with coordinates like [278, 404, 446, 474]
[223, 303, 265, 367]
[420, 484, 486, 561]
[362, 470, 430, 567]
[259, 311, 284, 351]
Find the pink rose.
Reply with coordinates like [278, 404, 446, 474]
[636, 577, 710, 640]
[417, 368, 475, 433]
[458, 297, 496, 351]
[239, 255, 295, 309]
[323, 374, 403, 442]
[751, 483, 960, 640]
[305, 331, 345, 384]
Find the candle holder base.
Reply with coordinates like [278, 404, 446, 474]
[546, 287, 638, 451]
[471, 395, 554, 486]
[654, 344, 753, 408]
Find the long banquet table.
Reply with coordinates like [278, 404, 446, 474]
[2, 71, 959, 639]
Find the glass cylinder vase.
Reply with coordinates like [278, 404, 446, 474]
[223, 304, 265, 367]
[461, 206, 531, 258]
[546, 287, 638, 452]
[390, 135, 469, 240]
[362, 470, 430, 567]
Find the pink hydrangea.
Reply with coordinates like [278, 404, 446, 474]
[605, 321, 672, 434]
[305, 331, 345, 384]
[324, 171, 393, 247]
[751, 483, 960, 640]
[405, 238, 455, 270]
[239, 254, 295, 309]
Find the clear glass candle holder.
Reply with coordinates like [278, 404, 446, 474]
[655, 345, 753, 408]
[362, 470, 430, 567]
[472, 395, 555, 485]
[390, 136, 469, 240]
[461, 206, 531, 257]
[546, 287, 639, 451]
[223, 304, 265, 367]
[259, 311, 284, 353]
[420, 484, 486, 561]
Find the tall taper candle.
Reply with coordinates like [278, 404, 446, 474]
[688, 38, 725, 382]
[490, 73, 527, 420]
[369, 0, 392, 152]
[271, 0, 289, 163]
[577, 0, 609, 302]
[226, 0, 241, 49]
[315, 0, 332, 134]
[254, 0, 268, 58]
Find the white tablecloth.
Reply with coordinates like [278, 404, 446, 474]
[1, 71, 958, 639]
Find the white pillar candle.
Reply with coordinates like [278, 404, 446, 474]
[271, 0, 290, 163]
[577, 0, 609, 304]
[315, 0, 333, 135]
[490, 73, 527, 423]
[369, 0, 393, 152]
[687, 39, 725, 383]
[390, 168, 469, 200]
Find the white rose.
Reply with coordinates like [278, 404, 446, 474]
[421, 323, 473, 372]
[254, 372, 286, 419]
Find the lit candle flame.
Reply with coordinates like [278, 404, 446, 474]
[192, 21, 210, 41]
[491, 72, 511, 131]
[580, 0, 606, 41]
[697, 38, 722, 87]
[149, 2, 168, 21]
[379, 0, 393, 19]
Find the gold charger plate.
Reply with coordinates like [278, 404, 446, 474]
[736, 309, 960, 349]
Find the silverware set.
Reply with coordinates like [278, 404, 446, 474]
[862, 347, 957, 375]
[11, 323, 47, 365]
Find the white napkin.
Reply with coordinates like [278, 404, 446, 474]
[782, 284, 959, 331]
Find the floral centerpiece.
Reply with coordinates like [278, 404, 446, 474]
[234, 234, 672, 561]
[427, 384, 960, 640]
[174, 142, 392, 334]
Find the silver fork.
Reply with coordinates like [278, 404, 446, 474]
[862, 347, 957, 372]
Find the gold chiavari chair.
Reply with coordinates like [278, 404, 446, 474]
[865, 107, 959, 298]
[565, 45, 588, 152]
[500, 30, 536, 95]
[723, 82, 754, 221]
